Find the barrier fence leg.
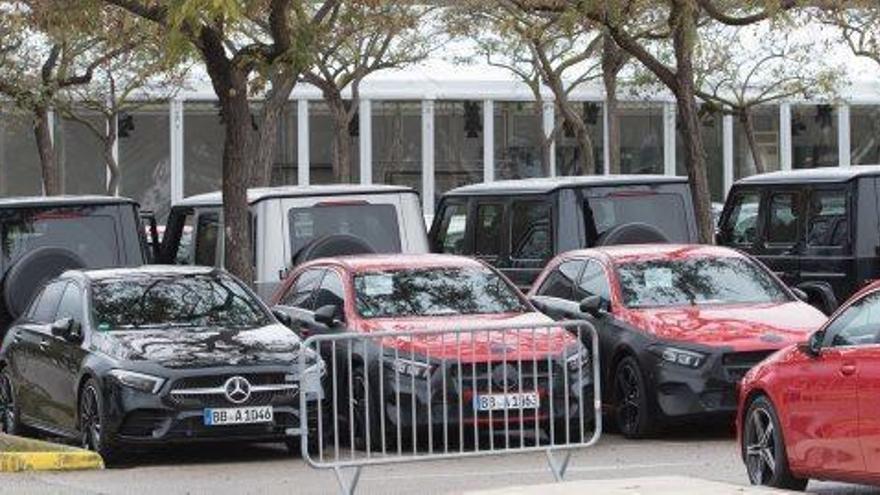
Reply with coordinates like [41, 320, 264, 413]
[545, 449, 572, 482]
[333, 466, 363, 495]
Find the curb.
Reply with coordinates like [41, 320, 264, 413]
[0, 434, 103, 472]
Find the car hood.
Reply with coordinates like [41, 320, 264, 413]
[620, 301, 827, 352]
[92, 324, 305, 369]
[358, 312, 580, 362]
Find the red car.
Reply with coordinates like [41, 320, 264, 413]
[269, 254, 592, 448]
[528, 244, 826, 438]
[738, 280, 880, 489]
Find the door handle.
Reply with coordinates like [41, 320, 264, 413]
[840, 363, 857, 376]
[11, 332, 20, 344]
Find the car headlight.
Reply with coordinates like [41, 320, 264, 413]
[653, 346, 706, 369]
[565, 347, 590, 373]
[107, 369, 165, 394]
[294, 360, 326, 397]
[387, 357, 435, 379]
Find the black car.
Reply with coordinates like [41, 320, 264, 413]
[428, 176, 699, 290]
[0, 266, 324, 462]
[718, 166, 880, 313]
[0, 196, 158, 336]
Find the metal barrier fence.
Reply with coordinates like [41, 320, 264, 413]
[297, 320, 602, 495]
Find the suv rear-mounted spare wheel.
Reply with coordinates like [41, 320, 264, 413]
[293, 234, 376, 265]
[3, 247, 86, 318]
[597, 222, 670, 246]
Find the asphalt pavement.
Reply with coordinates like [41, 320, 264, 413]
[1, 425, 877, 495]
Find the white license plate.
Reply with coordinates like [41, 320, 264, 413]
[203, 406, 274, 426]
[474, 392, 540, 411]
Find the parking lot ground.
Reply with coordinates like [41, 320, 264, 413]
[1, 428, 877, 495]
[466, 475, 780, 494]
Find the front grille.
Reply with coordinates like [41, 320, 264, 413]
[451, 361, 558, 393]
[119, 409, 169, 437]
[722, 351, 775, 381]
[165, 411, 298, 439]
[168, 373, 297, 408]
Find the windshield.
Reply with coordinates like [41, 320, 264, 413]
[91, 273, 271, 330]
[616, 257, 789, 308]
[354, 267, 528, 318]
[288, 204, 401, 257]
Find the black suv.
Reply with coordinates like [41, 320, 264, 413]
[429, 176, 699, 289]
[718, 166, 880, 313]
[0, 196, 152, 335]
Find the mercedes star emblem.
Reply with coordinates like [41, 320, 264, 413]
[224, 376, 252, 404]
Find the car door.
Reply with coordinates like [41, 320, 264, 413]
[37, 282, 87, 433]
[756, 189, 804, 286]
[310, 269, 348, 336]
[800, 186, 854, 302]
[508, 199, 553, 291]
[274, 268, 325, 337]
[574, 259, 619, 387]
[719, 189, 761, 253]
[531, 259, 586, 320]
[13, 280, 66, 427]
[429, 201, 470, 255]
[784, 297, 867, 475]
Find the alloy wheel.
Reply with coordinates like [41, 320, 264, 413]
[745, 406, 777, 485]
[615, 363, 641, 434]
[80, 386, 102, 451]
[351, 372, 369, 444]
[0, 372, 15, 434]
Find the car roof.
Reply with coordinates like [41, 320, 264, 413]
[65, 265, 219, 282]
[175, 184, 417, 207]
[735, 165, 880, 186]
[444, 175, 687, 196]
[301, 254, 488, 273]
[0, 195, 138, 209]
[561, 244, 747, 265]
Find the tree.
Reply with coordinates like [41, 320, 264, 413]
[300, 2, 430, 183]
[61, 15, 190, 195]
[601, 32, 629, 174]
[102, 0, 339, 283]
[0, 0, 134, 195]
[695, 18, 842, 175]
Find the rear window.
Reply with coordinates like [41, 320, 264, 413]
[0, 206, 122, 274]
[587, 193, 689, 241]
[288, 204, 401, 257]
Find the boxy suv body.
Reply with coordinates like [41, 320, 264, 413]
[159, 185, 429, 300]
[718, 166, 880, 313]
[429, 176, 699, 290]
[0, 196, 149, 335]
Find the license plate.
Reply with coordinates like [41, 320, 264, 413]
[474, 392, 540, 411]
[203, 406, 274, 426]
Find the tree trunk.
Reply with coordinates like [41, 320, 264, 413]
[33, 106, 60, 195]
[104, 113, 120, 195]
[740, 109, 766, 175]
[557, 101, 595, 175]
[250, 76, 297, 187]
[672, 0, 714, 244]
[326, 94, 353, 183]
[602, 32, 626, 175]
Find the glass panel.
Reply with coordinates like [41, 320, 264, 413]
[183, 101, 224, 196]
[435, 101, 483, 204]
[850, 105, 880, 165]
[309, 101, 359, 184]
[618, 102, 663, 174]
[282, 268, 324, 309]
[119, 105, 171, 221]
[271, 101, 298, 186]
[556, 102, 604, 176]
[537, 260, 583, 299]
[314, 271, 345, 310]
[676, 110, 723, 201]
[474, 203, 502, 256]
[827, 291, 880, 347]
[194, 212, 220, 266]
[494, 101, 546, 180]
[287, 204, 401, 255]
[792, 104, 838, 169]
[768, 193, 800, 245]
[0, 109, 42, 196]
[435, 203, 467, 254]
[724, 192, 760, 245]
[576, 260, 611, 301]
[372, 101, 421, 193]
[733, 106, 780, 179]
[57, 111, 105, 194]
[806, 189, 848, 248]
[511, 200, 551, 260]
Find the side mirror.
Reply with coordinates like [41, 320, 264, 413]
[314, 305, 340, 326]
[272, 309, 293, 327]
[579, 295, 605, 318]
[51, 318, 81, 342]
[791, 287, 809, 303]
[807, 330, 825, 357]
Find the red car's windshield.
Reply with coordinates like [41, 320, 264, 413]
[353, 267, 528, 318]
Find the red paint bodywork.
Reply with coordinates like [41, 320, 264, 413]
[271, 254, 580, 362]
[528, 244, 826, 353]
[737, 281, 880, 486]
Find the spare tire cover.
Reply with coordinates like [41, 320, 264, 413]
[596, 222, 670, 246]
[293, 234, 376, 265]
[2, 247, 86, 318]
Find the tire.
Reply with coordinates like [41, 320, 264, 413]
[742, 395, 808, 491]
[596, 223, 670, 247]
[612, 356, 655, 439]
[0, 367, 23, 436]
[292, 234, 375, 266]
[350, 365, 393, 452]
[3, 247, 86, 319]
[79, 379, 121, 465]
